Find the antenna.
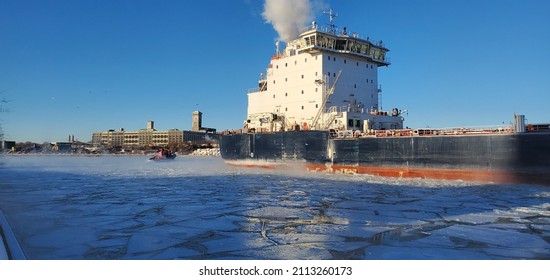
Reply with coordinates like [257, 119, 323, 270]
[323, 9, 338, 33]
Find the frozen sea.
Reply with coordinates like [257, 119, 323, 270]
[0, 155, 548, 260]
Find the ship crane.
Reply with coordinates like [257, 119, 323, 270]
[311, 69, 342, 129]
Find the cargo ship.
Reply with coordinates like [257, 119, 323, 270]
[220, 10, 550, 185]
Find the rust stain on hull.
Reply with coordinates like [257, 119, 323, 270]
[226, 161, 550, 185]
[307, 164, 550, 185]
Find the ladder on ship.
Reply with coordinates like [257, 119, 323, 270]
[323, 107, 340, 130]
[311, 69, 342, 129]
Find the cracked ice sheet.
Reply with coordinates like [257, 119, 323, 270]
[495, 203, 550, 217]
[327, 207, 426, 226]
[431, 224, 548, 249]
[239, 244, 334, 260]
[268, 232, 345, 245]
[298, 223, 395, 239]
[442, 203, 550, 225]
[390, 226, 549, 259]
[2, 156, 549, 260]
[202, 232, 274, 255]
[25, 227, 96, 248]
[442, 212, 508, 225]
[179, 215, 242, 232]
[364, 245, 491, 260]
[124, 228, 205, 259]
[240, 206, 315, 220]
[23, 226, 97, 259]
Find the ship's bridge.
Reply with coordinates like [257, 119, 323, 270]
[284, 23, 390, 66]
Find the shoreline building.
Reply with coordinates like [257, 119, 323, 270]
[1, 140, 15, 153]
[192, 111, 216, 133]
[92, 112, 218, 151]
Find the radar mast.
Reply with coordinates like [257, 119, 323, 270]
[323, 9, 338, 33]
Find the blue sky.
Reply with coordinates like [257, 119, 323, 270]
[1, 0, 549, 143]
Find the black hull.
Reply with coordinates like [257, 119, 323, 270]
[220, 131, 550, 185]
[220, 131, 330, 163]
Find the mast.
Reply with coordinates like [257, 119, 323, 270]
[323, 9, 338, 33]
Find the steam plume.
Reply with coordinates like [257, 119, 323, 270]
[262, 0, 314, 42]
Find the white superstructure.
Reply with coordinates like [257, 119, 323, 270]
[246, 10, 404, 133]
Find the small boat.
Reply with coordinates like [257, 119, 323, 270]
[149, 148, 177, 160]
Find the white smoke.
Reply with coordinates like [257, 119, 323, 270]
[262, 0, 318, 42]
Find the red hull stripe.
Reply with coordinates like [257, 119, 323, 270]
[226, 162, 550, 185]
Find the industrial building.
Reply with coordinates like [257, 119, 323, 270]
[1, 140, 15, 153]
[91, 111, 218, 151]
